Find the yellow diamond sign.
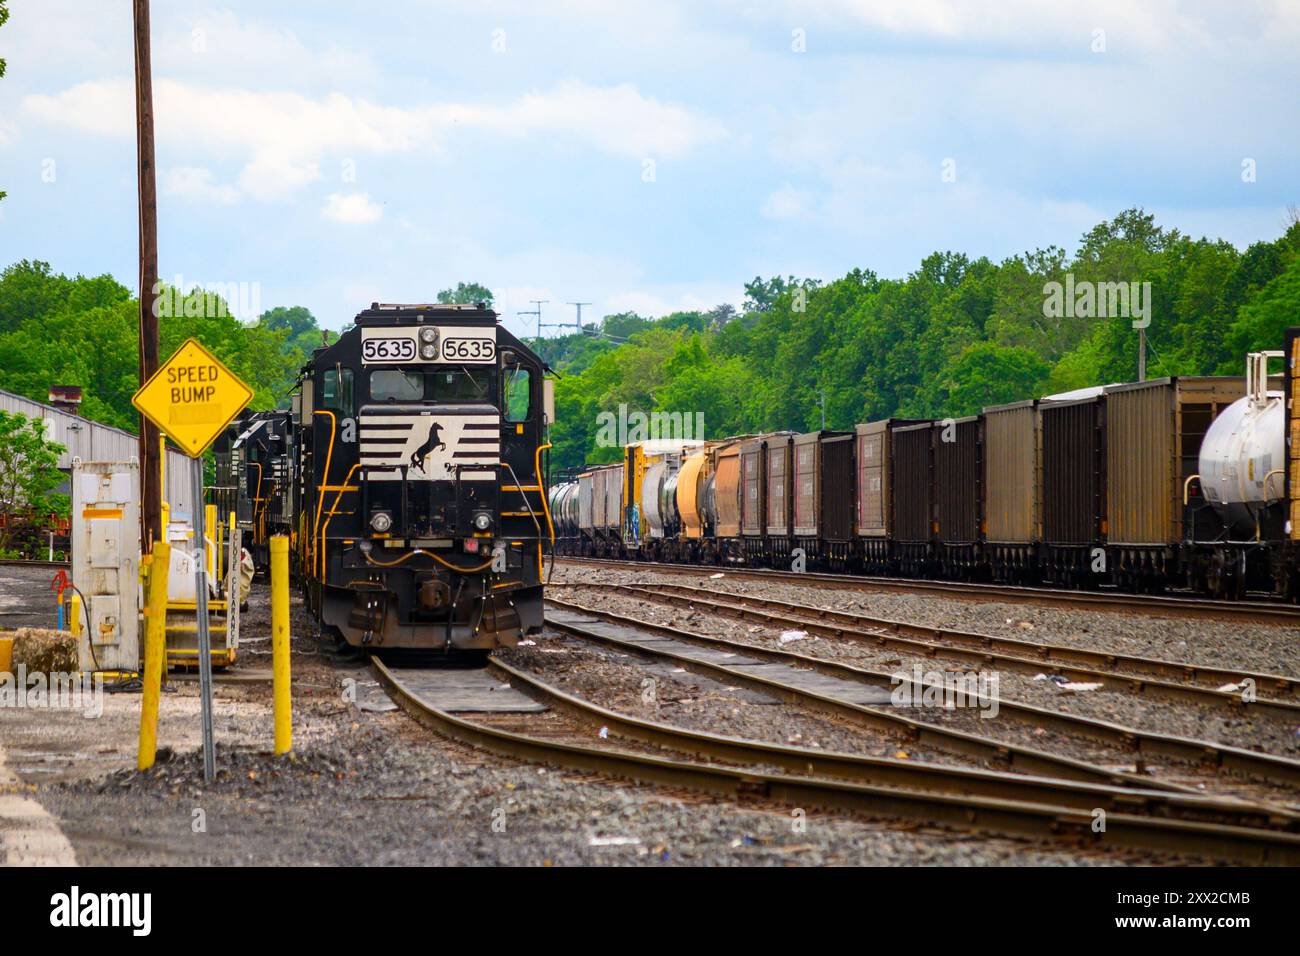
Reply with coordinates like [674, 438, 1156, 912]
[132, 338, 254, 458]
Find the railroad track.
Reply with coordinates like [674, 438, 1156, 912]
[544, 597, 1300, 794]
[374, 655, 1300, 864]
[553, 556, 1300, 625]
[564, 581, 1300, 719]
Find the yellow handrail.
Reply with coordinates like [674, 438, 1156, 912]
[310, 410, 337, 583]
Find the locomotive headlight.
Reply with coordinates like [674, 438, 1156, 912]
[419, 327, 438, 344]
[472, 511, 493, 532]
[370, 510, 393, 533]
[420, 343, 437, 359]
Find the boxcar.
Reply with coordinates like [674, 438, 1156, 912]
[891, 421, 936, 576]
[714, 440, 743, 561]
[765, 432, 796, 563]
[933, 415, 984, 578]
[739, 436, 767, 562]
[855, 419, 924, 572]
[982, 400, 1040, 582]
[1039, 392, 1106, 587]
[1104, 376, 1244, 590]
[792, 430, 854, 568]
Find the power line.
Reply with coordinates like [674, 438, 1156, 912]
[516, 299, 548, 340]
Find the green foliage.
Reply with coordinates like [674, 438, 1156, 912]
[437, 282, 493, 307]
[0, 410, 66, 549]
[0, 262, 314, 429]
[544, 209, 1300, 470]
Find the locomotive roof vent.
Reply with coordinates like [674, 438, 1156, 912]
[357, 302, 498, 327]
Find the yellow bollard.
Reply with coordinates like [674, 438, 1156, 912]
[137, 541, 171, 770]
[270, 534, 291, 755]
[69, 592, 81, 638]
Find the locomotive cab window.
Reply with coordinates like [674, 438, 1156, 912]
[321, 368, 354, 414]
[504, 366, 531, 422]
[370, 369, 424, 402]
[431, 369, 490, 403]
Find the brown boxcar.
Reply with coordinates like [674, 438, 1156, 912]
[714, 441, 742, 543]
[1103, 376, 1243, 588]
[855, 419, 923, 571]
[791, 430, 854, 567]
[982, 400, 1040, 582]
[739, 436, 765, 541]
[932, 415, 984, 577]
[1039, 392, 1105, 587]
[891, 421, 935, 575]
[765, 433, 795, 551]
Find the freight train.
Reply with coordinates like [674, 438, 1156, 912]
[214, 302, 555, 657]
[551, 333, 1299, 601]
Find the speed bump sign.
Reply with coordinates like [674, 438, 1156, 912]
[132, 338, 254, 457]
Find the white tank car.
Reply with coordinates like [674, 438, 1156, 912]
[1198, 351, 1285, 537]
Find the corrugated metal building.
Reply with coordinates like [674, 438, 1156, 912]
[0, 386, 197, 517]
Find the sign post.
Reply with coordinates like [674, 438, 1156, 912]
[132, 337, 253, 782]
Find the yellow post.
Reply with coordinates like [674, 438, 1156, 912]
[205, 503, 218, 580]
[137, 540, 171, 770]
[270, 534, 291, 755]
[69, 592, 81, 638]
[228, 509, 237, 576]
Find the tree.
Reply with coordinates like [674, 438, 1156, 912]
[600, 311, 649, 340]
[0, 260, 77, 333]
[436, 282, 493, 307]
[257, 305, 322, 366]
[706, 303, 736, 329]
[939, 342, 1051, 416]
[0, 410, 66, 552]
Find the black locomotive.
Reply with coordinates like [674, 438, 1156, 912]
[216, 302, 553, 656]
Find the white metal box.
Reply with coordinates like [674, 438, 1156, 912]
[71, 458, 141, 672]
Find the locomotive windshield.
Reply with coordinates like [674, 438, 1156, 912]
[370, 369, 423, 401]
[432, 368, 490, 402]
[366, 367, 492, 403]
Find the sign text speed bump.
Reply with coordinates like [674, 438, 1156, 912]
[132, 337, 254, 457]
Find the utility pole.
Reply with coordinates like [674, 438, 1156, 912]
[818, 389, 826, 430]
[540, 301, 589, 337]
[516, 299, 548, 341]
[133, 0, 162, 553]
[1138, 327, 1147, 382]
[567, 301, 591, 336]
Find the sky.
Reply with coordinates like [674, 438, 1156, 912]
[0, 0, 1297, 338]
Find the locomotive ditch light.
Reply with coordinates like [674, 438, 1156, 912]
[473, 510, 493, 532]
[370, 510, 393, 533]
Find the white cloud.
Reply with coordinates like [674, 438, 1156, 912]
[603, 286, 741, 317]
[156, 9, 380, 91]
[760, 183, 813, 220]
[322, 192, 383, 224]
[21, 78, 725, 202]
[788, 0, 1300, 53]
[163, 166, 240, 205]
